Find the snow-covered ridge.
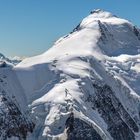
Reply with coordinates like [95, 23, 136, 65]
[1, 10, 140, 140]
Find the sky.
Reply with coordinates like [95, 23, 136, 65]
[0, 0, 140, 57]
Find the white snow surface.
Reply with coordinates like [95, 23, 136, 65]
[1, 10, 140, 139]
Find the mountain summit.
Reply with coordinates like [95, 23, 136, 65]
[90, 9, 115, 18]
[1, 10, 140, 140]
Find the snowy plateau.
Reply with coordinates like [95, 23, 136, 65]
[1, 9, 140, 140]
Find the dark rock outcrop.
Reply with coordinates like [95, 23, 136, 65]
[65, 112, 103, 140]
[0, 92, 35, 140]
[87, 83, 139, 140]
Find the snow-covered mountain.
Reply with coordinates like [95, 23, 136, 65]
[1, 9, 140, 140]
[0, 53, 21, 67]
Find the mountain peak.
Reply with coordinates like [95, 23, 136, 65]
[78, 9, 130, 36]
[89, 9, 114, 19]
[90, 9, 106, 14]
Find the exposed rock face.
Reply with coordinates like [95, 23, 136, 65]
[64, 82, 139, 140]
[65, 113, 103, 140]
[0, 93, 35, 140]
[133, 26, 140, 40]
[92, 84, 138, 140]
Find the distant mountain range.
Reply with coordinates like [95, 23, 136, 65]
[0, 53, 21, 67]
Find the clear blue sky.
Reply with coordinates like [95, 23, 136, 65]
[0, 0, 140, 57]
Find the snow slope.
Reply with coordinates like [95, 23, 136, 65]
[1, 9, 140, 140]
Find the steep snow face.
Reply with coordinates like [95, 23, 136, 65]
[1, 10, 140, 140]
[80, 9, 140, 56]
